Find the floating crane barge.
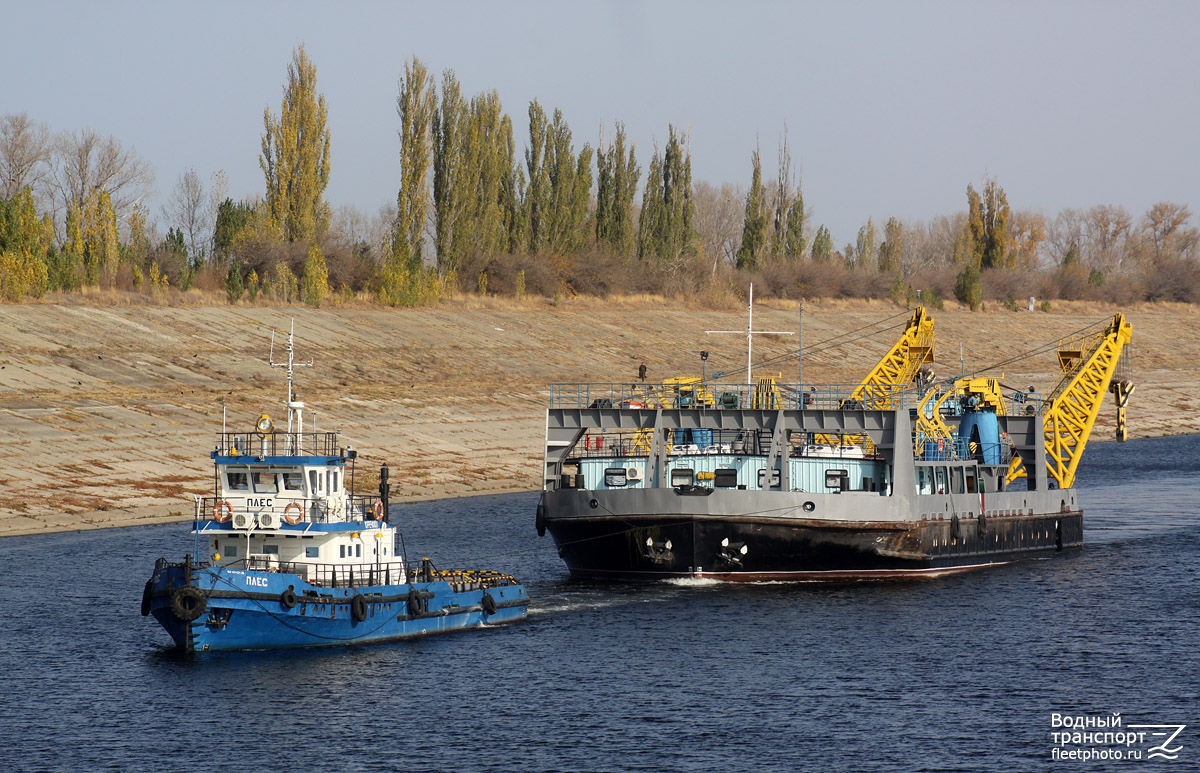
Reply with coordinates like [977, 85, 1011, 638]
[537, 307, 1132, 581]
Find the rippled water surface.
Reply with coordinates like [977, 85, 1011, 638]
[1, 436, 1197, 772]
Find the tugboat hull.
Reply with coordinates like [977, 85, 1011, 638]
[144, 560, 528, 653]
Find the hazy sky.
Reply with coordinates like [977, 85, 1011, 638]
[5, 1, 1197, 246]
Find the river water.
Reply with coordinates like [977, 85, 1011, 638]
[0, 435, 1196, 772]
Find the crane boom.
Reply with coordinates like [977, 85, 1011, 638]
[1006, 313, 1133, 489]
[849, 307, 934, 408]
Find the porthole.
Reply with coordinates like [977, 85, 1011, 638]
[802, 501, 815, 512]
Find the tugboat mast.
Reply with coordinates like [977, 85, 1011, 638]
[269, 319, 312, 436]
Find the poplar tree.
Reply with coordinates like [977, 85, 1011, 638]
[432, 70, 468, 271]
[392, 56, 436, 270]
[637, 127, 696, 269]
[771, 128, 805, 260]
[811, 225, 833, 262]
[878, 217, 903, 274]
[500, 120, 526, 254]
[544, 108, 592, 253]
[462, 90, 509, 260]
[636, 150, 662, 261]
[736, 145, 767, 270]
[64, 189, 119, 285]
[524, 103, 591, 255]
[524, 100, 550, 254]
[260, 44, 332, 243]
[855, 218, 876, 269]
[966, 177, 1010, 269]
[783, 196, 806, 259]
[596, 123, 640, 256]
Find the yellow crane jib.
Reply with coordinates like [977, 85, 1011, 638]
[1005, 313, 1133, 489]
[847, 306, 935, 410]
[820, 307, 935, 451]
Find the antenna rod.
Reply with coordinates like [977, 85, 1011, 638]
[707, 283, 793, 392]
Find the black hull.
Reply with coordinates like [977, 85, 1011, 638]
[546, 511, 1082, 582]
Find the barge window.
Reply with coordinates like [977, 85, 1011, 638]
[227, 472, 248, 491]
[760, 468, 782, 489]
[282, 472, 304, 491]
[715, 469, 738, 488]
[604, 468, 628, 487]
[951, 467, 964, 495]
[262, 544, 279, 555]
[671, 468, 694, 487]
[252, 471, 278, 494]
[305, 546, 319, 558]
[916, 466, 934, 495]
[935, 466, 948, 495]
[225, 545, 238, 558]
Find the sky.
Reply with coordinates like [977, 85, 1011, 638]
[4, 1, 1198, 247]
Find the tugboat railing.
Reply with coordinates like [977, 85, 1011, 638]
[219, 557, 519, 590]
[216, 431, 342, 458]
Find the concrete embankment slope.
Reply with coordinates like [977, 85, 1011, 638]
[0, 299, 1195, 536]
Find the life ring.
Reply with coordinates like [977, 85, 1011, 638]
[212, 500, 233, 523]
[282, 502, 304, 525]
[141, 580, 154, 616]
[351, 593, 368, 622]
[372, 501, 384, 520]
[280, 587, 298, 609]
[170, 585, 207, 622]
[481, 592, 498, 615]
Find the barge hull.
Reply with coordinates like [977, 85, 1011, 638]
[545, 507, 1082, 582]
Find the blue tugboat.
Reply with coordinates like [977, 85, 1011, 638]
[141, 324, 528, 653]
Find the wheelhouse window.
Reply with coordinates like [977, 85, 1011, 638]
[252, 470, 278, 494]
[935, 466, 948, 494]
[305, 546, 319, 558]
[966, 469, 978, 493]
[282, 472, 304, 492]
[309, 470, 320, 494]
[261, 544, 279, 555]
[225, 544, 238, 558]
[227, 472, 249, 491]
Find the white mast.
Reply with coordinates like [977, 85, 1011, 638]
[707, 284, 794, 391]
[269, 320, 313, 441]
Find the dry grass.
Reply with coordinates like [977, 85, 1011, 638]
[1, 299, 1197, 537]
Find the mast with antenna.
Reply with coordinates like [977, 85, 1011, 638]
[707, 284, 794, 391]
[269, 319, 313, 439]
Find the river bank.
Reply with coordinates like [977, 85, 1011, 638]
[1, 298, 1194, 537]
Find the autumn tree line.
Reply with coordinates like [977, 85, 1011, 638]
[2, 45, 1198, 308]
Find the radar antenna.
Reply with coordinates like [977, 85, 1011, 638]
[269, 319, 313, 437]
